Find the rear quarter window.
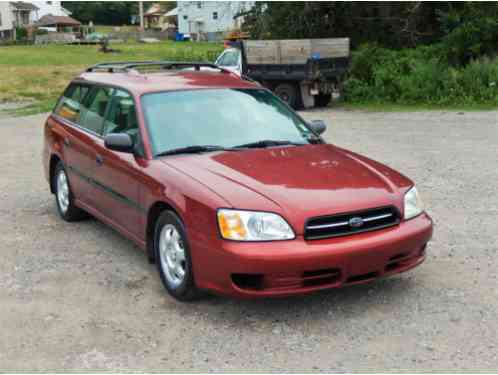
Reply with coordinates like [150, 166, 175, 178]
[55, 83, 90, 123]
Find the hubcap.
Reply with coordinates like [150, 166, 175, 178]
[56, 170, 70, 213]
[159, 224, 186, 288]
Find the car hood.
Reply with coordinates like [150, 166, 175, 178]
[159, 144, 413, 234]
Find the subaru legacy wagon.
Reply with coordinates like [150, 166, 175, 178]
[43, 61, 433, 301]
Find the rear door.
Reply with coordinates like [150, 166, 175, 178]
[90, 89, 144, 241]
[53, 83, 94, 205]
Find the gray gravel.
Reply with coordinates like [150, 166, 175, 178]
[0, 109, 497, 372]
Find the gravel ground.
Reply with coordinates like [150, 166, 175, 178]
[0, 109, 497, 372]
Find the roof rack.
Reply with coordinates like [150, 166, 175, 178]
[85, 61, 234, 74]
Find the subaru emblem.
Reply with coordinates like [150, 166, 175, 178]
[349, 216, 364, 228]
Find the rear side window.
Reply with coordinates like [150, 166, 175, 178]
[79, 87, 113, 135]
[55, 83, 89, 123]
[104, 89, 139, 143]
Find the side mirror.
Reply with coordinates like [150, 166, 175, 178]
[308, 119, 327, 135]
[104, 133, 134, 153]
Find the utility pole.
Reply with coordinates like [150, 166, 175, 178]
[139, 1, 144, 30]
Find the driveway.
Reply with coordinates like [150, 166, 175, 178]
[0, 109, 497, 371]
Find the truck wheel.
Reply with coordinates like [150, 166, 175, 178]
[274, 83, 298, 108]
[315, 93, 332, 108]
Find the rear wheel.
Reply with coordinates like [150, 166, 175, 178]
[53, 161, 87, 222]
[274, 83, 299, 109]
[155, 211, 199, 301]
[315, 93, 332, 108]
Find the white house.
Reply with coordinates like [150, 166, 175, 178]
[0, 2, 38, 40]
[31, 1, 71, 21]
[177, 1, 254, 40]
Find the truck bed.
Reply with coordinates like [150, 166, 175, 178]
[243, 38, 350, 65]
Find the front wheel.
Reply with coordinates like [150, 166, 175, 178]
[155, 211, 199, 301]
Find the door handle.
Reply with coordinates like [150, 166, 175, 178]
[96, 155, 104, 166]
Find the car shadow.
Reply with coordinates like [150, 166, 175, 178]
[166, 275, 419, 326]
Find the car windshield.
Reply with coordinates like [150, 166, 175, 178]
[141, 88, 314, 156]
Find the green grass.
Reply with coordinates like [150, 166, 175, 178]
[0, 42, 224, 115]
[0, 41, 223, 66]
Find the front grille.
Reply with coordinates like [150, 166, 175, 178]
[304, 206, 400, 240]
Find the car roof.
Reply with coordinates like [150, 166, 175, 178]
[75, 70, 258, 96]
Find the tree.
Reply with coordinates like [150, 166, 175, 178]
[242, 2, 454, 49]
[62, 2, 139, 25]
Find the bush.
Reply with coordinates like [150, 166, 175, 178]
[15, 27, 28, 40]
[343, 44, 498, 106]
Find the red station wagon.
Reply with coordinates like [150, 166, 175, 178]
[43, 61, 433, 301]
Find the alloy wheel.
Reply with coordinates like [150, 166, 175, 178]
[159, 224, 186, 288]
[56, 170, 70, 214]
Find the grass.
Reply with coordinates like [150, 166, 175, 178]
[1, 42, 496, 116]
[0, 41, 224, 115]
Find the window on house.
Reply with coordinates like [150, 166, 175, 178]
[21, 12, 29, 25]
[212, 12, 218, 20]
[46, 1, 52, 4]
[183, 15, 188, 20]
[197, 2, 202, 9]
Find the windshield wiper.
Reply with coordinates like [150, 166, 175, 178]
[233, 140, 307, 149]
[156, 145, 231, 157]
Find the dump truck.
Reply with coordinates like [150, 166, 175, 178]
[214, 38, 350, 109]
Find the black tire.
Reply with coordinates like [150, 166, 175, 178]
[154, 210, 199, 301]
[315, 93, 332, 108]
[274, 83, 299, 109]
[53, 161, 88, 222]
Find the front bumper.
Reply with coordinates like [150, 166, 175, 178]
[191, 212, 433, 298]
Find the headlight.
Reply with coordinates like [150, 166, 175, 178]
[404, 186, 424, 219]
[217, 209, 295, 241]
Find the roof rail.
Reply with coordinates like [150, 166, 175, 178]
[85, 61, 234, 74]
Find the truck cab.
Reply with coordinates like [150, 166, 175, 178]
[215, 48, 242, 75]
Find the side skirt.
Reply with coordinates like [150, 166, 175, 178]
[75, 199, 147, 252]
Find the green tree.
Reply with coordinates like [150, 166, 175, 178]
[62, 2, 139, 25]
[243, 2, 452, 49]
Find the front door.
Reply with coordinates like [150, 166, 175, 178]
[90, 89, 144, 241]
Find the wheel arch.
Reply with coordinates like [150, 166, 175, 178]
[49, 154, 62, 194]
[146, 200, 183, 264]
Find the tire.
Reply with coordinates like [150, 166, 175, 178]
[53, 161, 88, 222]
[315, 93, 332, 108]
[274, 83, 299, 109]
[154, 210, 199, 301]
